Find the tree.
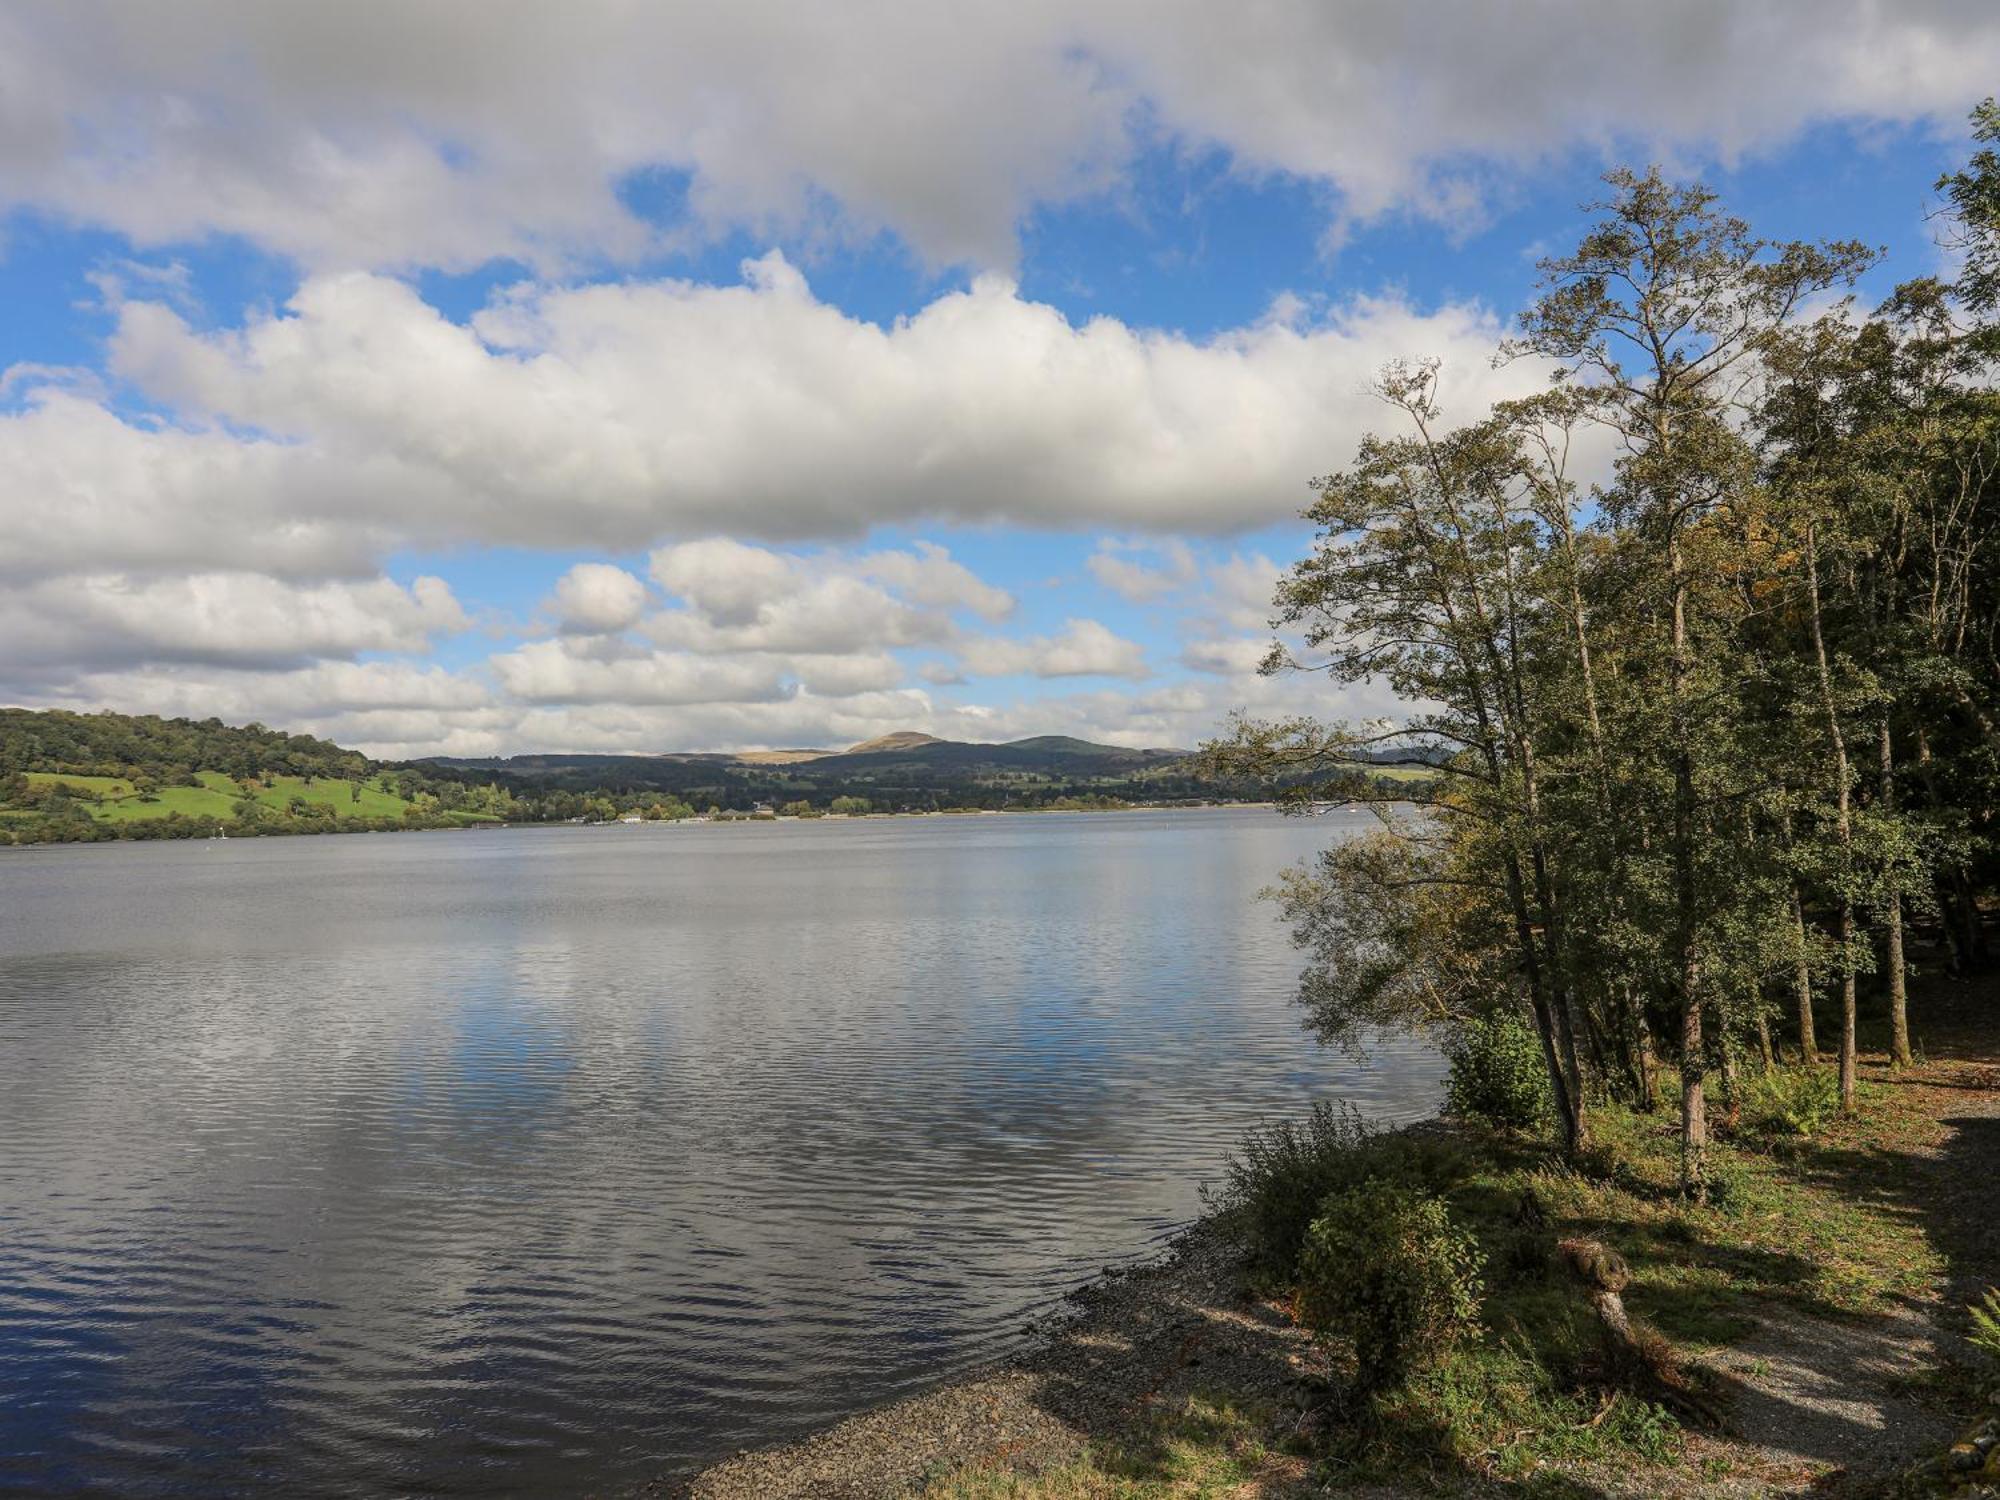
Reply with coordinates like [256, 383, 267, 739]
[1211, 164, 1925, 1199]
[1211, 362, 1593, 1154]
[1506, 168, 1872, 1184]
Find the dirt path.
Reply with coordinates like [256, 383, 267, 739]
[1662, 1054, 2000, 1497]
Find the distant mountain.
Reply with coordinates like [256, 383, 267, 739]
[0, 707, 1407, 842]
[794, 733, 1188, 778]
[419, 731, 1212, 808]
[731, 748, 833, 765]
[427, 731, 1191, 777]
[844, 730, 944, 754]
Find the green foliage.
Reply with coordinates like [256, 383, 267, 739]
[1444, 1010, 1553, 1132]
[1741, 1065, 1841, 1139]
[1210, 1102, 1462, 1278]
[1295, 1181, 1484, 1393]
[1202, 118, 2000, 1191]
[924, 1077, 1955, 1496]
[1969, 1287, 2000, 1364]
[0, 707, 365, 783]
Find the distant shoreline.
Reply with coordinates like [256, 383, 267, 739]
[1, 800, 1296, 851]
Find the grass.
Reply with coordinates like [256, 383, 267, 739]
[919, 1397, 1312, 1499]
[913, 1059, 1959, 1498]
[23, 771, 139, 797]
[17, 769, 506, 826]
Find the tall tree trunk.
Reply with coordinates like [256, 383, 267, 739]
[1669, 533, 1706, 1195]
[1791, 886, 1819, 1062]
[1503, 854, 1580, 1155]
[1805, 520, 1859, 1113]
[1935, 870, 1968, 977]
[1679, 990, 1707, 1194]
[1634, 1004, 1661, 1113]
[1755, 1008, 1775, 1071]
[1837, 905, 1858, 1109]
[1915, 726, 1984, 974]
[1717, 1027, 1740, 1121]
[1878, 718, 1911, 1067]
[1960, 873, 1989, 972]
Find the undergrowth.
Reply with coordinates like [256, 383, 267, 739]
[925, 1065, 1949, 1497]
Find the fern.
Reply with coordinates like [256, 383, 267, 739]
[1970, 1287, 2000, 1361]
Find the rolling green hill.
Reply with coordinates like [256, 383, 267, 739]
[0, 710, 501, 844]
[1, 708, 1425, 846]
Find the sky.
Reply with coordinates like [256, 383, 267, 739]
[2, 3, 1997, 759]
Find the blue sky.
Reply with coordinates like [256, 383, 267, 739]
[1, 4, 1995, 757]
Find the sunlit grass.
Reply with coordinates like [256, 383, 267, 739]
[917, 1068, 1948, 1496]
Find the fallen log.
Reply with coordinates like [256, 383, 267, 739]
[1558, 1237, 1722, 1429]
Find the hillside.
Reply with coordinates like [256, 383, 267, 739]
[0, 708, 500, 844]
[0, 706, 367, 783]
[426, 730, 1215, 809]
[3, 707, 1395, 845]
[0, 708, 1261, 844]
[844, 731, 944, 754]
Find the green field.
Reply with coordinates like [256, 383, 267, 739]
[25, 770, 436, 824]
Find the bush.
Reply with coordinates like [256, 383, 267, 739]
[1444, 1010, 1553, 1131]
[1296, 1181, 1485, 1393]
[1213, 1102, 1374, 1277]
[1741, 1065, 1840, 1138]
[1211, 1103, 1464, 1278]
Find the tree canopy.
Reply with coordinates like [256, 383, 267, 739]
[1210, 111, 2000, 1197]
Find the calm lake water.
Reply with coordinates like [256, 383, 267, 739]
[0, 808, 1442, 1497]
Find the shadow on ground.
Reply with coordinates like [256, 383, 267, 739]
[676, 966, 2000, 1499]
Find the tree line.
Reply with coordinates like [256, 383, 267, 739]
[0, 708, 367, 783]
[1211, 104, 2000, 1197]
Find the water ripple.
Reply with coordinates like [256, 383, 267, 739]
[0, 809, 1442, 1498]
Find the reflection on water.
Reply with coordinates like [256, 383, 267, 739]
[0, 809, 1441, 1497]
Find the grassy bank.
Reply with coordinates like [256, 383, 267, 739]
[685, 973, 2000, 1500]
[20, 769, 422, 822]
[923, 1076, 1959, 1497]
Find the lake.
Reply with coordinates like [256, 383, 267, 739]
[0, 808, 1442, 1497]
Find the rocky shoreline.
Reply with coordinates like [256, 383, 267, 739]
[647, 1046, 2000, 1500]
[651, 1213, 1324, 1500]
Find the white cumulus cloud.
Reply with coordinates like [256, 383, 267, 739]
[550, 563, 650, 635]
[0, 3, 1991, 269]
[76, 263, 1540, 563]
[957, 619, 1149, 681]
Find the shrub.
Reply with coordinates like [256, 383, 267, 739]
[1212, 1101, 1374, 1277]
[1296, 1180, 1484, 1393]
[1211, 1103, 1464, 1279]
[1699, 1153, 1758, 1216]
[1444, 1010, 1553, 1131]
[1741, 1065, 1840, 1138]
